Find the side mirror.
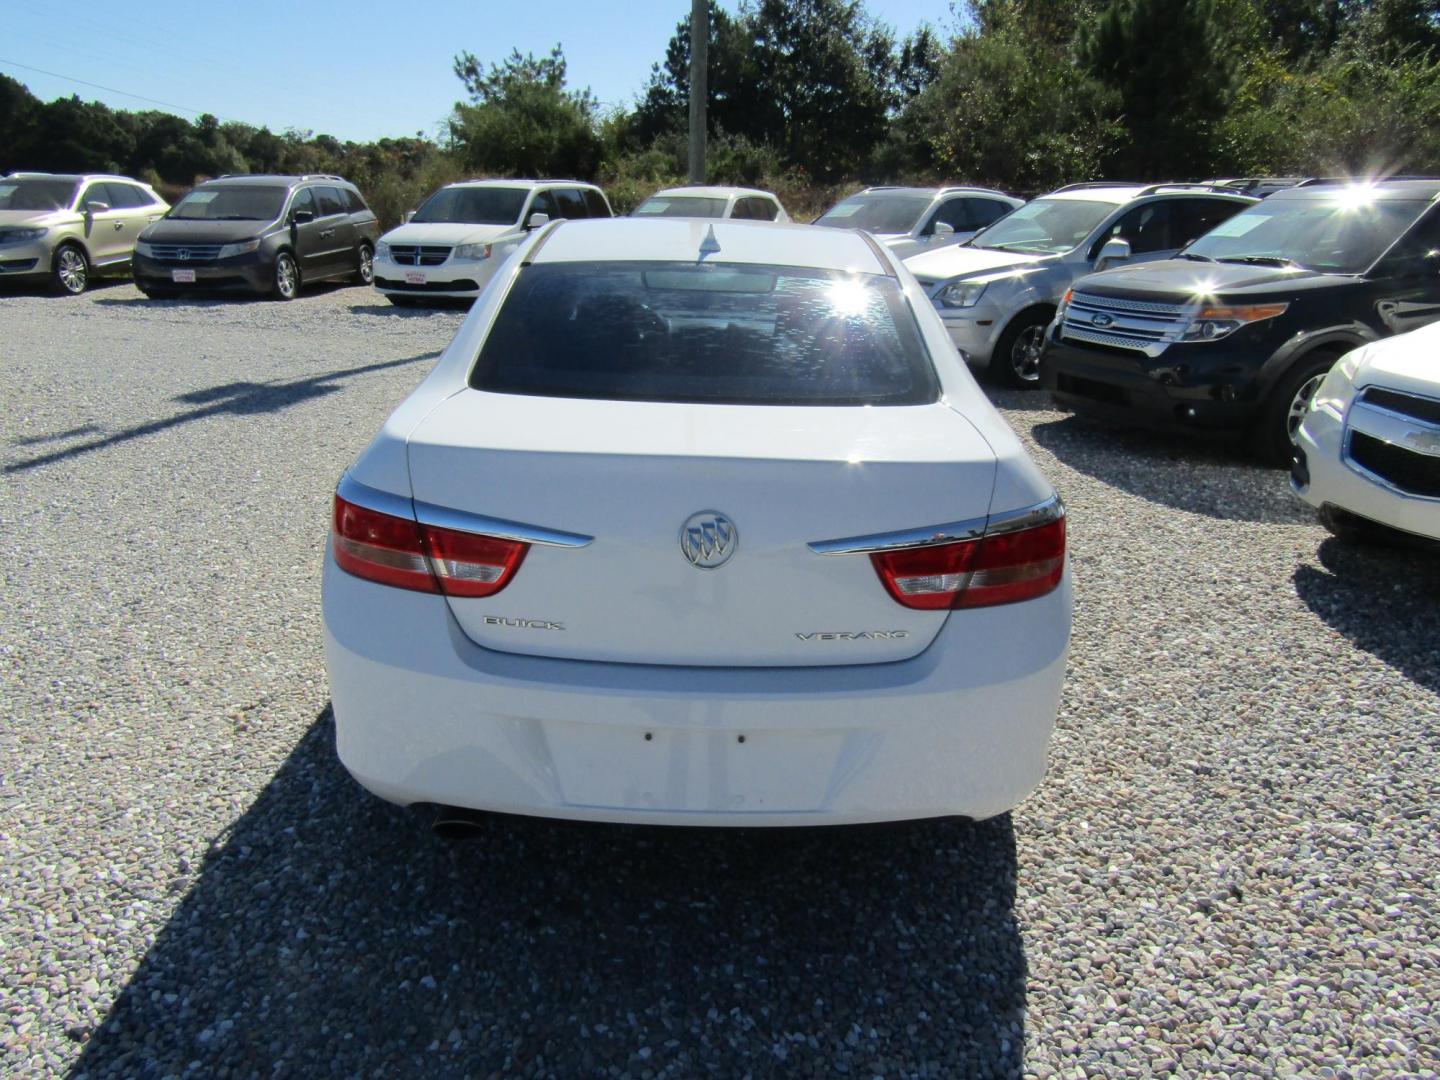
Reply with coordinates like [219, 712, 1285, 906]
[1095, 237, 1131, 272]
[526, 212, 550, 231]
[84, 200, 110, 215]
[402, 209, 416, 224]
[932, 221, 956, 240]
[290, 209, 315, 225]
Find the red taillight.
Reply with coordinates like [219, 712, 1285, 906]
[870, 516, 1065, 609]
[331, 495, 528, 598]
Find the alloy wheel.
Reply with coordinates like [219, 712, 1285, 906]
[275, 254, 298, 300]
[56, 247, 88, 294]
[1011, 325, 1045, 383]
[1286, 371, 1327, 443]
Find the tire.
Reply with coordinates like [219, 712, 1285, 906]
[991, 309, 1053, 389]
[1318, 505, 1387, 544]
[354, 242, 374, 285]
[271, 251, 300, 301]
[51, 243, 90, 295]
[1251, 349, 1343, 466]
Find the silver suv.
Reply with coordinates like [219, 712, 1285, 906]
[0, 172, 169, 294]
[903, 183, 1259, 387]
[813, 186, 1023, 258]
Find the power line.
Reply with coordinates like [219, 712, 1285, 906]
[0, 57, 208, 116]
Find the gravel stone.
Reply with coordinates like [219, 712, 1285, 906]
[1, 283, 1437, 1079]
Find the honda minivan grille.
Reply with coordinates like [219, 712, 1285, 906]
[148, 244, 223, 263]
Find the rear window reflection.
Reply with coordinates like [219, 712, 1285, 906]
[470, 261, 939, 406]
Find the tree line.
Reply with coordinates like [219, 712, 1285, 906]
[4, 0, 1439, 224]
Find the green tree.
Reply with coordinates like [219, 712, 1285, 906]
[448, 45, 603, 178]
[1082, 0, 1241, 178]
[0, 75, 42, 173]
[896, 9, 1120, 191]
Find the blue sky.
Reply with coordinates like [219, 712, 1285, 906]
[1, 0, 960, 143]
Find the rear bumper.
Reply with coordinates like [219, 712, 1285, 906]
[133, 252, 271, 294]
[322, 550, 1071, 826]
[1040, 337, 1259, 433]
[1293, 402, 1440, 540]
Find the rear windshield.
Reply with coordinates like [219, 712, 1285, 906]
[169, 186, 287, 221]
[413, 186, 527, 225]
[0, 179, 79, 211]
[471, 261, 939, 406]
[633, 196, 729, 218]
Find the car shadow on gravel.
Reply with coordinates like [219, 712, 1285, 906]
[1293, 538, 1440, 694]
[92, 282, 362, 308]
[349, 299, 475, 317]
[70, 709, 1027, 1079]
[1029, 415, 1312, 524]
[6, 351, 439, 475]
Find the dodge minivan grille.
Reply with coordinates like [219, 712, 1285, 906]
[389, 245, 451, 266]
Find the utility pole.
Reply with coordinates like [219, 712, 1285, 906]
[688, 0, 707, 184]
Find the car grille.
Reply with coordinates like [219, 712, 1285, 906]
[1059, 292, 1191, 357]
[1344, 387, 1440, 498]
[388, 245, 451, 266]
[375, 275, 479, 293]
[1360, 386, 1440, 426]
[147, 244, 224, 263]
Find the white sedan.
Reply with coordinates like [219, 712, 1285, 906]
[1294, 322, 1440, 543]
[323, 218, 1071, 827]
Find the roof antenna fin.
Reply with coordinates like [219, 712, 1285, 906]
[698, 225, 722, 258]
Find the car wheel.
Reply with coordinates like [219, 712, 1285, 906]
[354, 242, 374, 285]
[272, 252, 300, 301]
[1317, 505, 1387, 544]
[991, 309, 1052, 389]
[1253, 350, 1342, 466]
[52, 244, 90, 295]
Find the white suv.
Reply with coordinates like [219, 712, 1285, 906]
[1293, 322, 1440, 544]
[372, 179, 612, 304]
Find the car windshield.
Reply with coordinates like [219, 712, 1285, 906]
[169, 186, 287, 221]
[471, 261, 939, 406]
[0, 178, 80, 211]
[968, 198, 1115, 254]
[813, 193, 932, 235]
[1183, 192, 1429, 273]
[412, 187, 528, 225]
[633, 196, 729, 218]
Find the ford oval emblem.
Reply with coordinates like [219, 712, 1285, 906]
[1090, 312, 1113, 328]
[679, 511, 737, 569]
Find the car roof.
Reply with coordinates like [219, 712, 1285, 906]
[650, 186, 775, 200]
[851, 185, 1014, 200]
[6, 172, 146, 184]
[448, 178, 596, 190]
[532, 218, 888, 274]
[1266, 179, 1440, 202]
[202, 174, 355, 188]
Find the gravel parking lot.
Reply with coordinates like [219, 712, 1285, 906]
[2, 280, 1437, 1079]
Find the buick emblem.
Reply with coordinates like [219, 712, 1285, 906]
[1090, 312, 1113, 327]
[176, 249, 191, 261]
[679, 511, 737, 569]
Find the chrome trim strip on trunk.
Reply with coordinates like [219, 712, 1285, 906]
[808, 495, 1063, 555]
[336, 473, 594, 548]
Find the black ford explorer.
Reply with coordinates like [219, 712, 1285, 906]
[132, 174, 380, 301]
[1039, 179, 1440, 463]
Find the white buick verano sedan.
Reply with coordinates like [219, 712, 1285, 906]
[323, 218, 1071, 827]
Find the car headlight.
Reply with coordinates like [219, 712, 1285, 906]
[938, 281, 987, 309]
[375, 240, 391, 259]
[0, 226, 47, 245]
[1311, 349, 1363, 416]
[217, 239, 262, 259]
[454, 242, 492, 261]
[1179, 302, 1288, 342]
